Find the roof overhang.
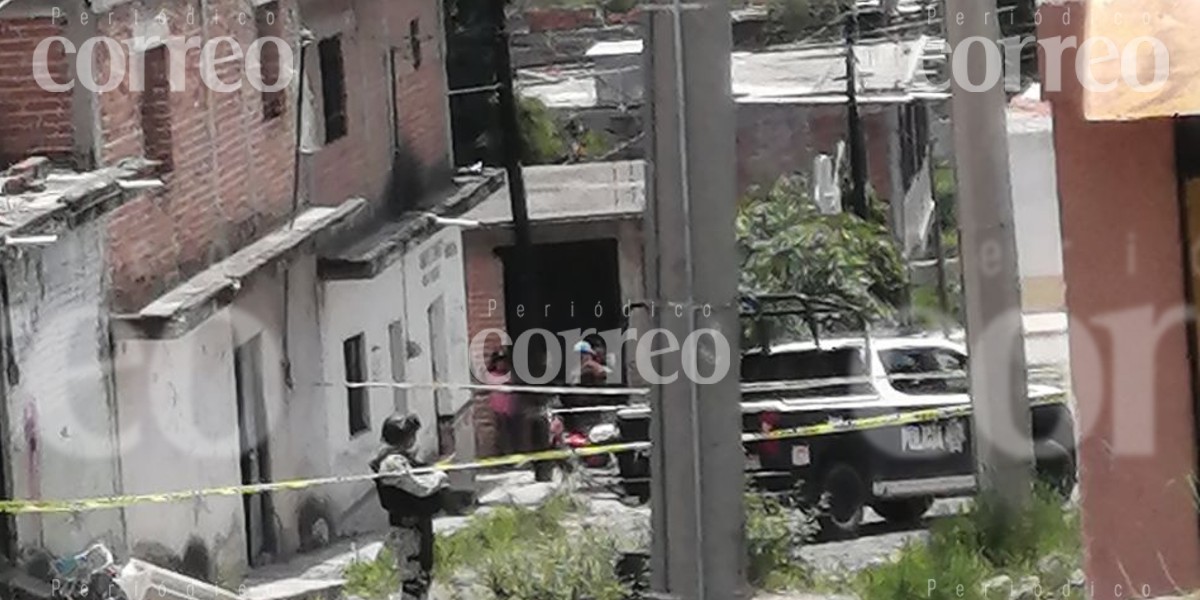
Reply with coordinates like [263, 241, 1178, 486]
[318, 168, 505, 280]
[1082, 0, 1200, 120]
[114, 198, 365, 339]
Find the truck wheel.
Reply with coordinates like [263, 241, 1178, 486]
[1035, 439, 1076, 499]
[818, 463, 866, 539]
[872, 496, 934, 524]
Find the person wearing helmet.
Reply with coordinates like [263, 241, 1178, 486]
[369, 413, 448, 600]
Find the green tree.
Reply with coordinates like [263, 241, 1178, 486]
[736, 176, 908, 340]
[764, 0, 847, 44]
[518, 96, 567, 164]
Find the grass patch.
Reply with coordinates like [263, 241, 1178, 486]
[343, 547, 401, 600]
[479, 532, 628, 600]
[350, 488, 823, 598]
[854, 485, 1081, 600]
[434, 491, 579, 581]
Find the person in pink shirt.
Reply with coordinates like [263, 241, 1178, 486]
[485, 348, 520, 456]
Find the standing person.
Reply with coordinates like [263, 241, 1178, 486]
[485, 348, 520, 456]
[369, 413, 449, 600]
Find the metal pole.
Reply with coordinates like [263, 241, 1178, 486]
[646, 0, 744, 597]
[490, 0, 550, 479]
[844, 5, 869, 220]
[943, 0, 1033, 509]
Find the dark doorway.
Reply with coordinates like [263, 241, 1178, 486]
[234, 335, 277, 566]
[499, 238, 623, 382]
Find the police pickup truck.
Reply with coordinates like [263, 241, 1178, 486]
[612, 334, 1076, 538]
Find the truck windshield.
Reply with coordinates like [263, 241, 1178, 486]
[878, 347, 969, 395]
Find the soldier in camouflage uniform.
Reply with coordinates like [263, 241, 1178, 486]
[369, 413, 448, 600]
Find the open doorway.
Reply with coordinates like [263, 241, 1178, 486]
[234, 335, 277, 566]
[498, 238, 623, 382]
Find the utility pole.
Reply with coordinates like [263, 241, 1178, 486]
[489, 0, 551, 480]
[844, 4, 869, 220]
[943, 0, 1033, 509]
[644, 0, 744, 597]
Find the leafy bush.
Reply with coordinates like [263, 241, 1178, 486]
[343, 547, 401, 600]
[855, 485, 1080, 600]
[744, 491, 819, 591]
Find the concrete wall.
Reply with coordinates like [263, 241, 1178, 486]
[3, 220, 125, 559]
[112, 257, 327, 583]
[114, 310, 245, 583]
[1042, 1, 1200, 594]
[1007, 113, 1065, 313]
[320, 226, 471, 535]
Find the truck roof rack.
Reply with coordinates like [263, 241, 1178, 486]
[740, 292, 871, 353]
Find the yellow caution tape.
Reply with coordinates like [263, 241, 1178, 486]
[0, 396, 1065, 514]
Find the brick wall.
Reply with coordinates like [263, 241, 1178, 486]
[524, 8, 602, 33]
[736, 102, 895, 201]
[49, 0, 454, 311]
[93, 0, 301, 311]
[0, 17, 73, 166]
[465, 231, 508, 363]
[308, 0, 452, 218]
[463, 219, 649, 457]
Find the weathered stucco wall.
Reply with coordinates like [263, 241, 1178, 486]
[3, 220, 125, 559]
[111, 256, 328, 582]
[227, 258, 332, 560]
[320, 226, 472, 535]
[114, 310, 246, 583]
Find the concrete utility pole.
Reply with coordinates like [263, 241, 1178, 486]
[644, 0, 744, 597]
[943, 0, 1033, 509]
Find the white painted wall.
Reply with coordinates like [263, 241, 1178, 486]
[112, 256, 328, 583]
[114, 309, 245, 582]
[3, 222, 125, 558]
[402, 227, 472, 468]
[319, 225, 472, 534]
[1007, 113, 1064, 286]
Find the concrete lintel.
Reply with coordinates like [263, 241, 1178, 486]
[117, 198, 365, 340]
[0, 159, 153, 241]
[318, 169, 504, 280]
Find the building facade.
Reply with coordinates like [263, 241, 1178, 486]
[459, 161, 648, 456]
[0, 0, 483, 585]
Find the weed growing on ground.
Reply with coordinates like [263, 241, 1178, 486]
[854, 484, 1081, 600]
[744, 490, 820, 591]
[343, 547, 401, 600]
[434, 491, 580, 580]
[479, 531, 628, 600]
